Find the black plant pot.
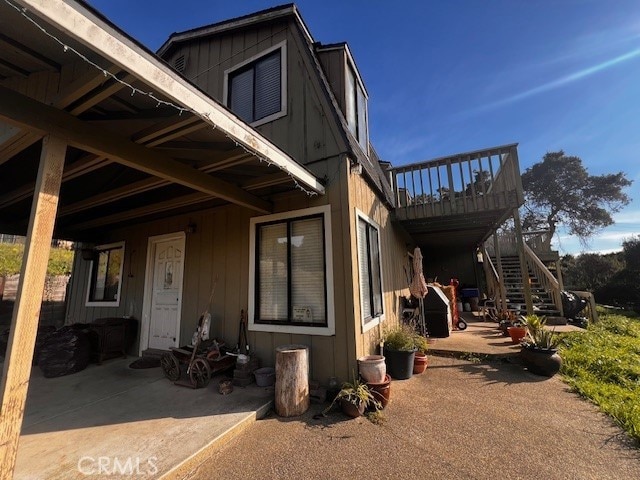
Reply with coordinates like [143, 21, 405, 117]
[384, 348, 416, 380]
[520, 346, 562, 377]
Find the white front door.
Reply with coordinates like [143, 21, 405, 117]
[148, 237, 184, 350]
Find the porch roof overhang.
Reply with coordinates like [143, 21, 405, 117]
[0, 0, 324, 241]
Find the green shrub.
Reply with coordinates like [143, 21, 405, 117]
[559, 310, 640, 443]
[0, 243, 74, 276]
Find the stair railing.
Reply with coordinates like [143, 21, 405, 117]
[523, 243, 564, 316]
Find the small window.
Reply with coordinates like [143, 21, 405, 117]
[86, 242, 124, 306]
[225, 43, 286, 125]
[248, 205, 335, 336]
[357, 214, 383, 328]
[346, 63, 368, 152]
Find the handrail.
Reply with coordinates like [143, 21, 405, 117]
[485, 230, 555, 257]
[523, 243, 564, 316]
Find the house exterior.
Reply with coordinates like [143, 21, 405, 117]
[0, 2, 534, 387]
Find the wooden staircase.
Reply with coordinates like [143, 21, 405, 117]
[493, 255, 561, 317]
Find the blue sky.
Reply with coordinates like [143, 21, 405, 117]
[89, 0, 640, 255]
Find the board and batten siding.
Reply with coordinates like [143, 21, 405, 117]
[347, 169, 413, 361]
[65, 155, 357, 381]
[161, 18, 346, 169]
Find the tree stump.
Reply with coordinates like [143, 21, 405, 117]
[275, 344, 309, 417]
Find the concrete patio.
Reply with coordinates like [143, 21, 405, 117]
[427, 312, 584, 359]
[12, 357, 273, 479]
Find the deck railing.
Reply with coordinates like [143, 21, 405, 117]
[485, 230, 554, 257]
[391, 144, 522, 219]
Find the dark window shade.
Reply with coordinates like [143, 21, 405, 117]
[228, 49, 282, 123]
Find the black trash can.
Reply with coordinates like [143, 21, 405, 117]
[424, 286, 452, 338]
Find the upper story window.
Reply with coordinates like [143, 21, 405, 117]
[86, 242, 125, 307]
[345, 63, 368, 153]
[248, 205, 335, 336]
[224, 41, 287, 126]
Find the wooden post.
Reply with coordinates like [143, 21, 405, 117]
[492, 232, 507, 311]
[275, 344, 309, 417]
[513, 208, 534, 315]
[0, 136, 66, 480]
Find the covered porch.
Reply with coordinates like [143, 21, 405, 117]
[0, 0, 324, 477]
[13, 357, 272, 479]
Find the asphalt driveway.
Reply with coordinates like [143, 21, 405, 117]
[185, 356, 640, 480]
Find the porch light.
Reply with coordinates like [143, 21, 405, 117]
[349, 157, 363, 175]
[476, 248, 484, 263]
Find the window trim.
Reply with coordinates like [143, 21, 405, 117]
[355, 209, 385, 332]
[223, 40, 287, 127]
[85, 241, 125, 307]
[248, 205, 335, 336]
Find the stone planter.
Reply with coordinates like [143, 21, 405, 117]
[520, 346, 562, 377]
[357, 355, 386, 383]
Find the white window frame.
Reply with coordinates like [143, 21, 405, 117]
[223, 40, 287, 127]
[355, 209, 385, 332]
[248, 205, 335, 336]
[85, 241, 125, 307]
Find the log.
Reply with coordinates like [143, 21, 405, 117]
[275, 344, 309, 417]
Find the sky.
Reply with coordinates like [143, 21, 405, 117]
[88, 0, 640, 255]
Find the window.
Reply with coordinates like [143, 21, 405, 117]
[248, 206, 334, 336]
[345, 63, 368, 152]
[357, 213, 383, 329]
[86, 242, 124, 306]
[225, 42, 286, 125]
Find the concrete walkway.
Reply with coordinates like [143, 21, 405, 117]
[191, 356, 640, 480]
[14, 358, 273, 479]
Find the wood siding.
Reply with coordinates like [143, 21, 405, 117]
[347, 170, 412, 363]
[317, 48, 346, 117]
[65, 155, 358, 381]
[161, 18, 347, 169]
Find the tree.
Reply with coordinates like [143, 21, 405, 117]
[521, 151, 632, 249]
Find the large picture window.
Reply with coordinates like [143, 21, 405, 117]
[357, 214, 383, 328]
[225, 42, 286, 125]
[86, 242, 124, 306]
[249, 206, 334, 336]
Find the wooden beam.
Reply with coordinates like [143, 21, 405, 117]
[0, 86, 272, 213]
[0, 33, 60, 71]
[58, 153, 252, 217]
[68, 73, 136, 115]
[0, 65, 122, 164]
[0, 155, 110, 209]
[131, 116, 201, 144]
[68, 192, 211, 231]
[156, 141, 237, 152]
[0, 136, 67, 480]
[17, 0, 324, 195]
[0, 58, 29, 77]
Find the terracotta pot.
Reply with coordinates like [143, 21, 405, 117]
[413, 352, 428, 374]
[366, 374, 391, 409]
[507, 326, 527, 345]
[357, 355, 386, 383]
[520, 346, 562, 377]
[340, 398, 365, 418]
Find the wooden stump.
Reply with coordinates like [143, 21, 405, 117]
[275, 344, 309, 417]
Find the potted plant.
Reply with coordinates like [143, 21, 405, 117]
[413, 333, 429, 374]
[324, 376, 381, 418]
[383, 324, 418, 379]
[506, 316, 528, 344]
[520, 315, 562, 377]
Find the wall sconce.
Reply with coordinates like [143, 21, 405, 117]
[186, 222, 197, 234]
[476, 247, 484, 263]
